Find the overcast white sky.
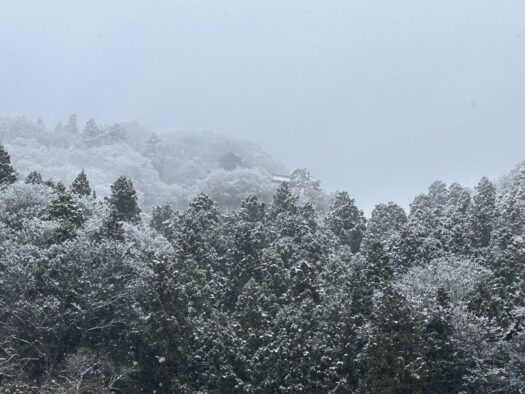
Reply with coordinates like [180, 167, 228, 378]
[1, 1, 524, 211]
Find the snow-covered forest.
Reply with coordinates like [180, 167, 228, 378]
[0, 117, 524, 393]
[0, 116, 295, 212]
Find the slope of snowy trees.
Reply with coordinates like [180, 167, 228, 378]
[0, 116, 292, 212]
[0, 138, 524, 392]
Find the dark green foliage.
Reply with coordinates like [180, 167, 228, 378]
[365, 241, 394, 283]
[70, 169, 92, 197]
[49, 191, 83, 224]
[270, 181, 298, 218]
[419, 288, 466, 393]
[0, 144, 17, 186]
[25, 170, 43, 185]
[107, 176, 141, 223]
[470, 177, 497, 249]
[444, 183, 472, 254]
[470, 231, 525, 328]
[48, 189, 85, 241]
[2, 162, 525, 393]
[240, 193, 265, 222]
[150, 203, 177, 241]
[362, 201, 407, 252]
[55, 181, 66, 193]
[325, 191, 367, 253]
[98, 208, 125, 241]
[358, 286, 422, 393]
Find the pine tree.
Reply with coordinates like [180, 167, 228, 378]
[444, 183, 471, 254]
[470, 177, 497, 249]
[48, 189, 84, 241]
[471, 232, 525, 328]
[419, 287, 465, 393]
[0, 144, 17, 186]
[362, 202, 407, 252]
[55, 181, 66, 193]
[365, 241, 394, 283]
[290, 168, 321, 195]
[107, 176, 141, 223]
[325, 191, 367, 253]
[224, 195, 268, 309]
[289, 260, 320, 303]
[25, 170, 43, 185]
[150, 204, 177, 241]
[270, 182, 298, 218]
[234, 278, 272, 335]
[289, 168, 326, 210]
[500, 168, 525, 234]
[49, 190, 84, 226]
[70, 169, 92, 197]
[240, 194, 266, 223]
[358, 285, 422, 393]
[427, 180, 448, 216]
[177, 194, 224, 273]
[98, 208, 125, 241]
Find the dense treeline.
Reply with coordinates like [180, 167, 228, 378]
[0, 143, 524, 393]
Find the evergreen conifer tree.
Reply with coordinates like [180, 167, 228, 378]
[470, 177, 497, 249]
[0, 144, 17, 186]
[270, 182, 298, 218]
[325, 191, 366, 253]
[48, 189, 84, 241]
[107, 176, 141, 223]
[25, 170, 43, 185]
[362, 202, 407, 252]
[98, 208, 125, 241]
[419, 287, 465, 393]
[358, 285, 422, 392]
[70, 169, 92, 197]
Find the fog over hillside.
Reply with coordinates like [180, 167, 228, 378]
[1, 1, 525, 393]
[2, 1, 525, 212]
[0, 116, 282, 209]
[0, 115, 332, 213]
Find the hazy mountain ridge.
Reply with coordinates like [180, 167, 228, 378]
[0, 116, 290, 210]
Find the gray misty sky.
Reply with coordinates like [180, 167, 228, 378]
[1, 1, 525, 212]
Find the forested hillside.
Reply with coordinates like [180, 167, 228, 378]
[0, 132, 524, 392]
[0, 116, 306, 212]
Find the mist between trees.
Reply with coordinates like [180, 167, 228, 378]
[0, 116, 524, 393]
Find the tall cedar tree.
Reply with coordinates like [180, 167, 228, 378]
[470, 177, 497, 249]
[325, 191, 366, 253]
[25, 170, 43, 185]
[358, 285, 422, 393]
[107, 176, 141, 223]
[48, 189, 84, 241]
[70, 169, 92, 197]
[0, 144, 17, 186]
[419, 287, 466, 393]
